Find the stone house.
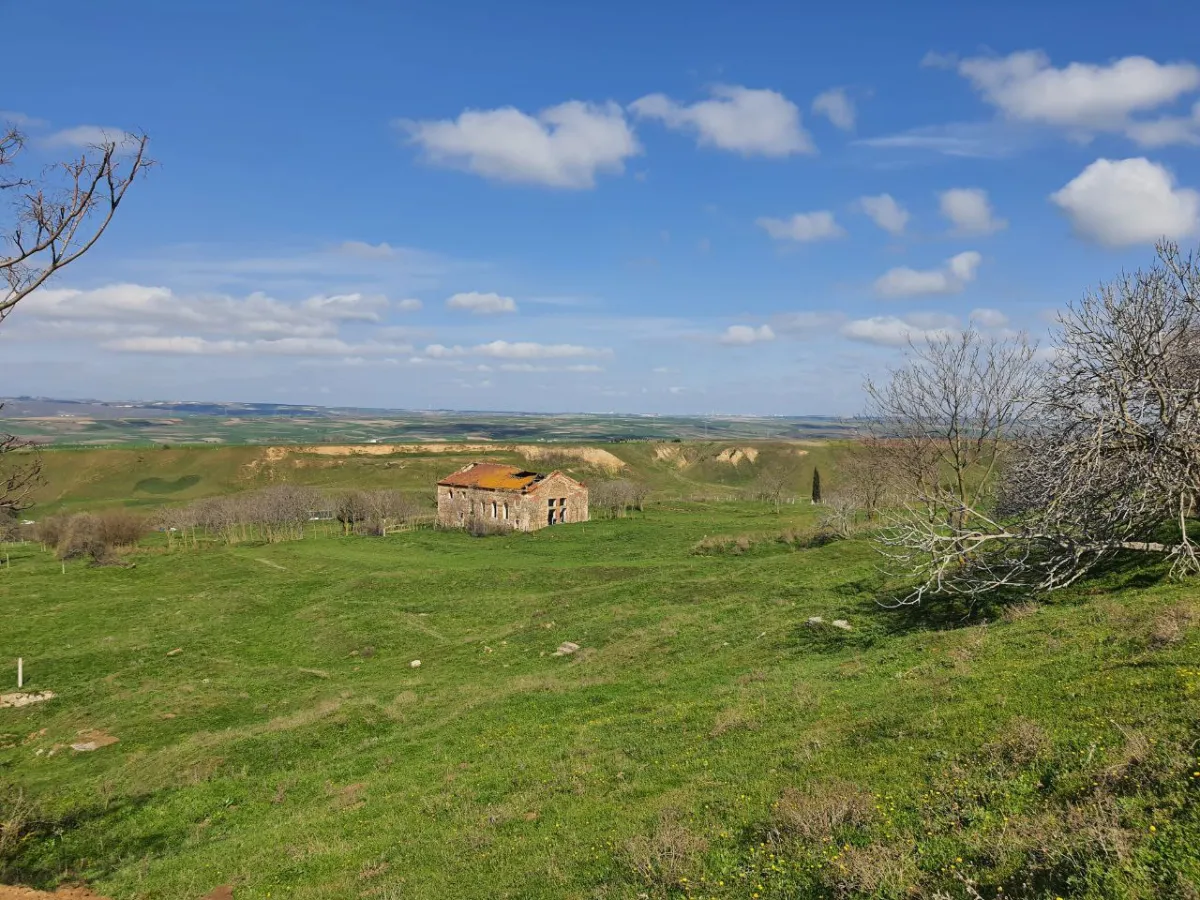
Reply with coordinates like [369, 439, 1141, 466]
[436, 462, 589, 532]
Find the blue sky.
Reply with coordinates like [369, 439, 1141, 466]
[4, 0, 1199, 414]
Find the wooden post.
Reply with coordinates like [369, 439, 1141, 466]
[61, 561, 66, 575]
[17, 657, 22, 689]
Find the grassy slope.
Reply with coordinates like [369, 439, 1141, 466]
[2, 503, 1198, 899]
[27, 442, 844, 513]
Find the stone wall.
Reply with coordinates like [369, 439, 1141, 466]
[436, 474, 588, 532]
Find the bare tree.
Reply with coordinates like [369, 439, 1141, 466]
[753, 461, 797, 512]
[590, 479, 650, 518]
[865, 328, 1039, 605]
[2, 123, 152, 319]
[836, 438, 900, 521]
[874, 241, 1200, 605]
[1, 121, 152, 513]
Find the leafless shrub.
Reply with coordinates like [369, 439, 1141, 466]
[33, 514, 68, 548]
[1000, 600, 1040, 623]
[753, 460, 799, 511]
[984, 717, 1051, 769]
[837, 438, 902, 521]
[820, 842, 919, 899]
[154, 504, 200, 550]
[690, 534, 753, 555]
[96, 509, 148, 547]
[709, 706, 755, 737]
[55, 513, 119, 564]
[817, 493, 863, 539]
[0, 783, 37, 856]
[590, 479, 650, 518]
[771, 781, 874, 842]
[1143, 603, 1198, 649]
[621, 809, 708, 890]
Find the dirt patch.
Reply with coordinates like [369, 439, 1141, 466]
[653, 444, 689, 468]
[515, 445, 625, 473]
[715, 447, 759, 465]
[0, 691, 56, 709]
[0, 887, 111, 899]
[243, 441, 626, 474]
[70, 730, 118, 752]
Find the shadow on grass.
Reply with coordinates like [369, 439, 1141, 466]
[1, 789, 181, 889]
[857, 551, 1172, 638]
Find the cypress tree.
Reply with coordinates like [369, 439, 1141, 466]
[811, 467, 822, 504]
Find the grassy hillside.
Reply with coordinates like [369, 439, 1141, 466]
[25, 441, 845, 514]
[2, 503, 1197, 899]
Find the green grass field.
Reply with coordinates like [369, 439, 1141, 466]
[2, 498, 1198, 899]
[24, 440, 844, 514]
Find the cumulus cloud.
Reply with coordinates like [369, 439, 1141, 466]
[812, 87, 856, 130]
[395, 298, 422, 312]
[719, 324, 775, 345]
[841, 314, 958, 347]
[1050, 158, 1200, 247]
[938, 187, 1007, 235]
[954, 50, 1200, 146]
[445, 291, 518, 315]
[756, 211, 845, 242]
[398, 100, 639, 189]
[874, 251, 982, 298]
[858, 194, 909, 235]
[630, 85, 814, 157]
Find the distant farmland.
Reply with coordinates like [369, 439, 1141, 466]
[0, 399, 857, 447]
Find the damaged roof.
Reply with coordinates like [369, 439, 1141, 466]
[437, 462, 545, 492]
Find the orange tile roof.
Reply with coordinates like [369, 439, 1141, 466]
[437, 463, 543, 492]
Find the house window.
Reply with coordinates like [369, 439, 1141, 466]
[448, 489, 454, 499]
[491, 500, 497, 518]
[503, 503, 509, 519]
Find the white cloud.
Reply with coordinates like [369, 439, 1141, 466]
[874, 251, 982, 298]
[39, 124, 131, 148]
[858, 194, 909, 235]
[954, 50, 1200, 145]
[498, 362, 604, 373]
[970, 307, 1009, 328]
[21, 283, 389, 338]
[422, 341, 609, 360]
[1123, 101, 1200, 147]
[719, 324, 775, 345]
[395, 298, 422, 312]
[630, 85, 814, 157]
[841, 314, 959, 347]
[854, 121, 1031, 158]
[337, 241, 398, 259]
[1050, 158, 1200, 247]
[103, 336, 412, 356]
[958, 51, 1199, 128]
[756, 211, 845, 242]
[938, 187, 1007, 235]
[445, 291, 518, 315]
[398, 100, 639, 189]
[812, 88, 856, 130]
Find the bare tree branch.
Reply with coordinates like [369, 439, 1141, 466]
[1, 123, 153, 322]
